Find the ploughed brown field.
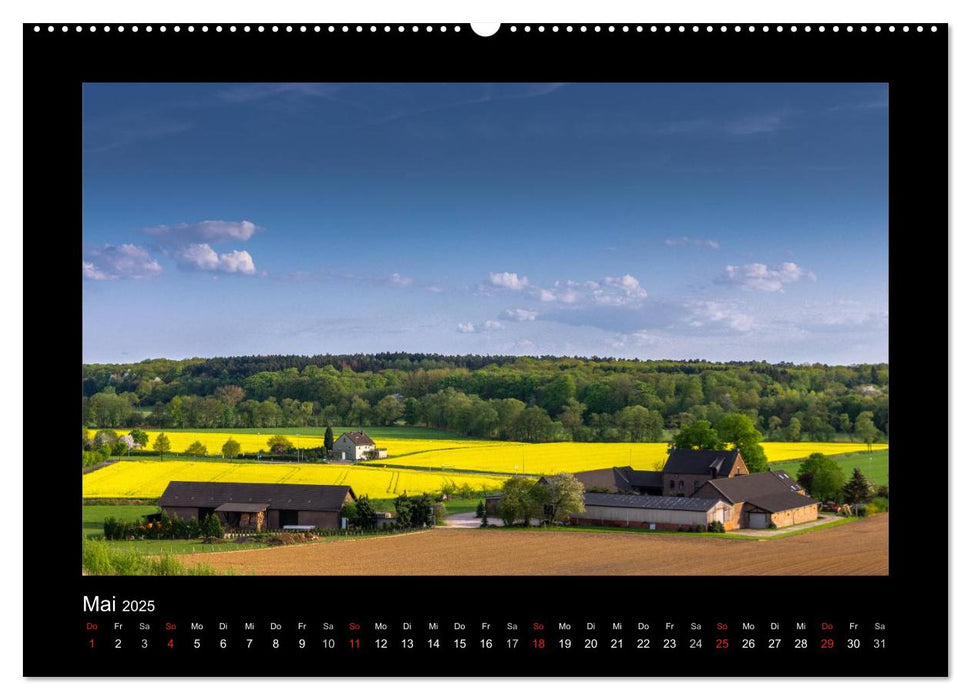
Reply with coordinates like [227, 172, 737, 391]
[178, 514, 888, 576]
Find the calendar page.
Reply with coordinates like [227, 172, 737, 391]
[23, 21, 946, 677]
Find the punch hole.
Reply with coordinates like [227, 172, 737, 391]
[472, 23, 500, 37]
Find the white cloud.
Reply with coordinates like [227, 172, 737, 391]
[488, 271, 530, 290]
[143, 219, 260, 245]
[723, 262, 814, 292]
[176, 244, 256, 275]
[502, 308, 539, 322]
[538, 274, 647, 307]
[389, 272, 413, 287]
[457, 320, 502, 334]
[665, 236, 720, 250]
[83, 244, 163, 280]
[686, 301, 755, 332]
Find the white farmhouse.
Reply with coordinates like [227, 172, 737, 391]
[332, 431, 388, 461]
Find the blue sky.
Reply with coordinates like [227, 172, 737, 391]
[82, 82, 888, 364]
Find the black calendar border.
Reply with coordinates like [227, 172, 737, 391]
[23, 23, 947, 677]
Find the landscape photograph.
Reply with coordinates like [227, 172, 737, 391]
[82, 82, 889, 576]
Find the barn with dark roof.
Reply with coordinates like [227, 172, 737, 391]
[159, 481, 356, 531]
[537, 466, 663, 496]
[692, 470, 819, 529]
[661, 448, 749, 497]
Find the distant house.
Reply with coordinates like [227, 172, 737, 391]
[661, 448, 749, 497]
[332, 431, 388, 461]
[538, 466, 663, 496]
[692, 470, 818, 529]
[572, 493, 733, 531]
[159, 481, 356, 531]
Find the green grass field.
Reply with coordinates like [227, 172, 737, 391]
[83, 504, 160, 538]
[772, 450, 888, 486]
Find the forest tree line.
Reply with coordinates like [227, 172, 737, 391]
[82, 353, 889, 443]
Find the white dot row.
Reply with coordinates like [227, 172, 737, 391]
[32, 24, 939, 34]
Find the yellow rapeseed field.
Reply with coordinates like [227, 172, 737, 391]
[82, 459, 506, 500]
[88, 429, 885, 478]
[371, 441, 887, 476]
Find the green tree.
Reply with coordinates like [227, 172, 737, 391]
[393, 494, 435, 528]
[374, 395, 404, 425]
[347, 395, 371, 427]
[513, 406, 555, 443]
[267, 435, 294, 453]
[129, 428, 149, 448]
[785, 417, 802, 442]
[766, 415, 783, 439]
[352, 495, 378, 529]
[152, 432, 170, 461]
[221, 438, 241, 459]
[716, 413, 768, 472]
[184, 440, 208, 457]
[324, 425, 334, 451]
[499, 476, 540, 526]
[842, 468, 873, 504]
[797, 452, 845, 502]
[838, 413, 853, 438]
[402, 397, 422, 426]
[854, 412, 880, 451]
[618, 405, 665, 442]
[200, 513, 225, 541]
[532, 472, 585, 525]
[93, 429, 119, 449]
[670, 420, 725, 451]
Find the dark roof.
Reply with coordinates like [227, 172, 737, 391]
[624, 469, 664, 489]
[160, 482, 355, 512]
[539, 467, 663, 493]
[702, 471, 818, 512]
[662, 449, 742, 477]
[339, 431, 375, 446]
[583, 492, 725, 512]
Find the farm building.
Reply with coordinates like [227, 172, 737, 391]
[661, 448, 750, 497]
[538, 466, 663, 496]
[332, 431, 388, 461]
[571, 493, 733, 531]
[159, 481, 356, 532]
[691, 470, 818, 529]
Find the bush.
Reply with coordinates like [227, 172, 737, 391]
[708, 521, 726, 533]
[184, 440, 208, 457]
[869, 496, 889, 513]
[200, 513, 225, 541]
[457, 483, 477, 499]
[875, 485, 890, 500]
[768, 522, 778, 530]
[498, 500, 518, 527]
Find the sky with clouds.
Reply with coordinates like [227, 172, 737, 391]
[82, 82, 888, 364]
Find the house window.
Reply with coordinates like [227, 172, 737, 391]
[669, 480, 675, 489]
[678, 480, 684, 491]
[694, 481, 700, 490]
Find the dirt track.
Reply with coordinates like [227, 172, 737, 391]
[178, 514, 889, 576]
